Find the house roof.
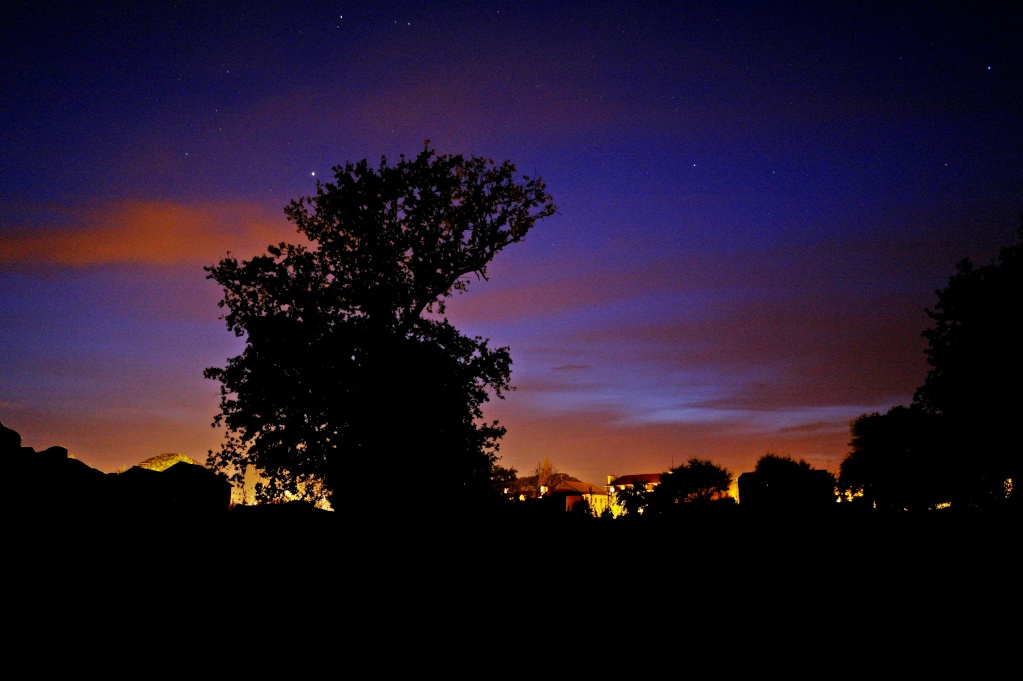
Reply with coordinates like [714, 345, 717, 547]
[610, 473, 662, 486]
[551, 479, 608, 495]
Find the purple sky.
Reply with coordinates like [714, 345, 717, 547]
[2, 1, 1021, 490]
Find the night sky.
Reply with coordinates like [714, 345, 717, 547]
[2, 1, 1021, 491]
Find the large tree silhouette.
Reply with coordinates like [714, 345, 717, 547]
[648, 457, 733, 513]
[204, 145, 556, 511]
[838, 406, 950, 511]
[742, 453, 836, 511]
[912, 221, 1022, 506]
[838, 222, 1022, 510]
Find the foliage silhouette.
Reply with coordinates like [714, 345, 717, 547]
[490, 463, 519, 500]
[204, 144, 556, 511]
[911, 220, 1022, 507]
[612, 479, 652, 516]
[838, 221, 1022, 511]
[531, 456, 564, 496]
[509, 457, 581, 500]
[648, 457, 732, 513]
[839, 407, 952, 510]
[741, 453, 836, 512]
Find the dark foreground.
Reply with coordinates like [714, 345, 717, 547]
[13, 505, 1017, 662]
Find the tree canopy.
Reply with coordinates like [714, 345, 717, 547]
[613, 482, 651, 516]
[754, 452, 812, 475]
[648, 457, 733, 513]
[743, 452, 837, 511]
[204, 145, 556, 511]
[911, 222, 1022, 504]
[531, 457, 565, 495]
[837, 407, 950, 510]
[839, 221, 1022, 510]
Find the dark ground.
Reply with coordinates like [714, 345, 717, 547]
[12, 505, 1015, 664]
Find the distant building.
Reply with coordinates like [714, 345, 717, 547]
[547, 479, 610, 515]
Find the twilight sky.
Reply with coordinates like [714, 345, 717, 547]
[2, 1, 1021, 490]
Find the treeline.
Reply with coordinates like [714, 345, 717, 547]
[517, 224, 1022, 517]
[615, 225, 1022, 516]
[836, 223, 1021, 511]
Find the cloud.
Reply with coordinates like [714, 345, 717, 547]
[488, 396, 852, 487]
[779, 420, 848, 434]
[0, 200, 298, 267]
[446, 228, 960, 328]
[569, 288, 929, 408]
[468, 230, 943, 403]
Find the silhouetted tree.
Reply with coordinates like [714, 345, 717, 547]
[648, 457, 732, 513]
[838, 406, 951, 510]
[532, 457, 564, 496]
[754, 452, 811, 475]
[513, 457, 579, 499]
[204, 144, 556, 511]
[836, 223, 1022, 511]
[912, 221, 1022, 506]
[491, 463, 519, 500]
[740, 452, 836, 511]
[613, 481, 651, 516]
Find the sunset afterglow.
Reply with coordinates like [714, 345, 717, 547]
[2, 2, 1020, 488]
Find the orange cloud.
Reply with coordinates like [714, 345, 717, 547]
[0, 200, 299, 266]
